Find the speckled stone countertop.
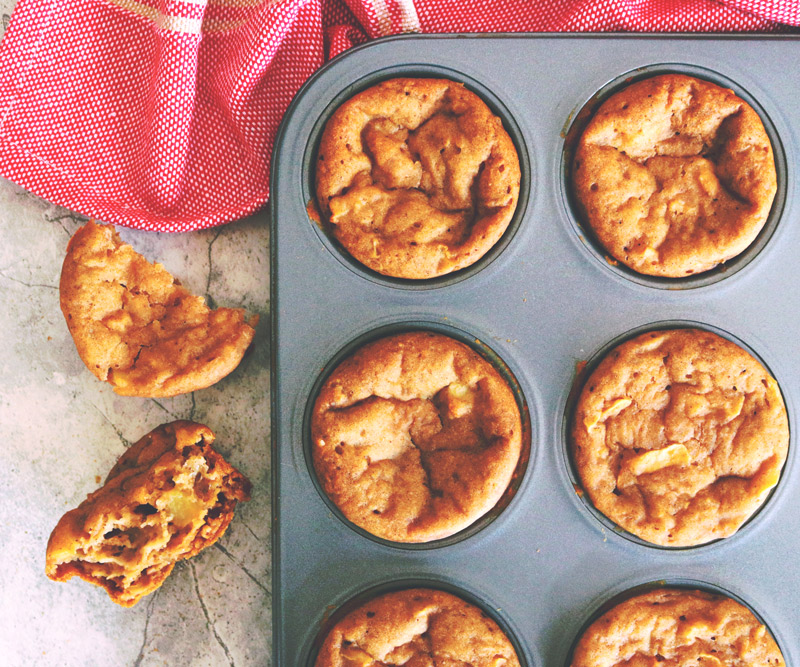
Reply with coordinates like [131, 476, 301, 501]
[0, 175, 272, 664]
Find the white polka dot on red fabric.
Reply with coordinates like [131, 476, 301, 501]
[0, 0, 796, 232]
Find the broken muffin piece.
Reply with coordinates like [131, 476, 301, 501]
[45, 421, 251, 607]
[59, 221, 258, 397]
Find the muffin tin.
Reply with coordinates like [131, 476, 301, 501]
[270, 34, 800, 665]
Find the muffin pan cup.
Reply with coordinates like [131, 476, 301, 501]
[271, 34, 800, 665]
[303, 576, 533, 666]
[302, 320, 533, 551]
[560, 63, 788, 290]
[561, 319, 790, 552]
[563, 576, 788, 666]
[302, 64, 532, 290]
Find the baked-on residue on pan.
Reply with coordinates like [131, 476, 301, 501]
[572, 74, 777, 277]
[316, 78, 521, 279]
[311, 331, 523, 543]
[571, 328, 788, 547]
[571, 588, 785, 666]
[315, 588, 521, 667]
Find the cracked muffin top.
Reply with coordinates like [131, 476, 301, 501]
[571, 328, 789, 547]
[311, 331, 523, 543]
[571, 588, 785, 666]
[315, 78, 521, 279]
[572, 74, 777, 277]
[315, 588, 521, 667]
[59, 221, 258, 397]
[46, 421, 251, 607]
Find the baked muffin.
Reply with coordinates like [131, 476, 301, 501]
[315, 588, 521, 667]
[571, 328, 788, 547]
[60, 221, 258, 397]
[572, 74, 777, 277]
[571, 587, 785, 666]
[316, 78, 521, 279]
[311, 331, 523, 543]
[46, 421, 251, 606]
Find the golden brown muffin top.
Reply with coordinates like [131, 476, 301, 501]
[316, 78, 521, 279]
[572, 74, 777, 277]
[572, 329, 788, 547]
[46, 421, 251, 606]
[311, 332, 523, 543]
[315, 588, 521, 667]
[60, 221, 258, 397]
[571, 588, 785, 666]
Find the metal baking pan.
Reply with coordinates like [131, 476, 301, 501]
[270, 34, 800, 665]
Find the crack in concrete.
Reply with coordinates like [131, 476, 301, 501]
[45, 211, 88, 237]
[239, 518, 262, 543]
[205, 229, 224, 309]
[150, 399, 178, 419]
[93, 405, 133, 449]
[13, 188, 45, 203]
[189, 560, 236, 667]
[213, 542, 270, 595]
[132, 589, 158, 667]
[0, 270, 58, 291]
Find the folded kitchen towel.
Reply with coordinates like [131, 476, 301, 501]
[0, 0, 796, 232]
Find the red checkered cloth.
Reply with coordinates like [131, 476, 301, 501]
[0, 0, 797, 232]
